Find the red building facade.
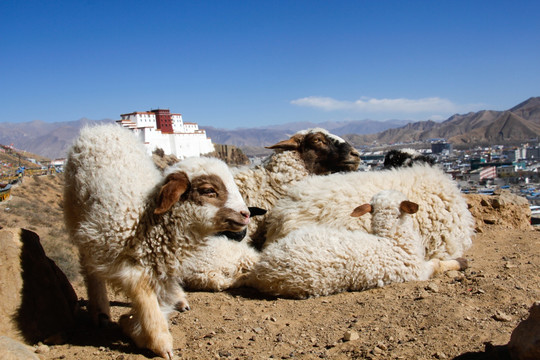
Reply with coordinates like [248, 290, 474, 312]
[151, 109, 173, 133]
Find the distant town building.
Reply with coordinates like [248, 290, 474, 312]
[117, 109, 214, 159]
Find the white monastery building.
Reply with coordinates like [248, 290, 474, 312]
[117, 109, 214, 159]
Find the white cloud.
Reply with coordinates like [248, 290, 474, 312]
[429, 114, 446, 121]
[290, 96, 462, 114]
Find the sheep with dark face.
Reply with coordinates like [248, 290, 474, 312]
[383, 148, 435, 169]
[64, 124, 250, 359]
[179, 128, 361, 292]
[232, 127, 361, 245]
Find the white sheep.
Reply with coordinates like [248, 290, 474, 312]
[63, 124, 250, 359]
[248, 190, 468, 299]
[178, 128, 361, 291]
[264, 163, 475, 260]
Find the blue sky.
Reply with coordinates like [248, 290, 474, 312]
[1, 0, 539, 129]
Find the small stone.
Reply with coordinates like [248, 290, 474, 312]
[426, 282, 439, 293]
[446, 270, 463, 280]
[493, 311, 512, 322]
[415, 291, 430, 300]
[434, 351, 447, 359]
[35, 344, 50, 354]
[218, 350, 232, 357]
[343, 330, 359, 342]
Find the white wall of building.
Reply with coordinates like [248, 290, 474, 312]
[118, 111, 214, 159]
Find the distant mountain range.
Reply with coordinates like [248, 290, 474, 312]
[343, 97, 540, 148]
[1, 97, 539, 159]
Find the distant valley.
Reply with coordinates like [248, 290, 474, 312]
[1, 97, 539, 159]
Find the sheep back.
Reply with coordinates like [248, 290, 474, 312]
[64, 124, 162, 264]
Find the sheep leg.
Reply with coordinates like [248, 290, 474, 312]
[119, 273, 174, 359]
[158, 278, 190, 313]
[428, 257, 468, 276]
[80, 254, 110, 327]
[173, 287, 190, 313]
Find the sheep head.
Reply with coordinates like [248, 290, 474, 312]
[266, 128, 361, 174]
[155, 157, 251, 234]
[350, 191, 419, 218]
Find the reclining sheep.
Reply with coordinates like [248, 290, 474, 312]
[383, 148, 435, 168]
[248, 190, 468, 299]
[64, 124, 250, 359]
[264, 163, 475, 260]
[179, 128, 361, 291]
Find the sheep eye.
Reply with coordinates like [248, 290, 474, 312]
[311, 138, 326, 147]
[199, 187, 217, 197]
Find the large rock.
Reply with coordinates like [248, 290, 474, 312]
[466, 189, 532, 232]
[0, 228, 79, 344]
[0, 336, 39, 360]
[508, 301, 540, 360]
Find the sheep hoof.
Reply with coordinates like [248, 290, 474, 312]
[159, 349, 175, 360]
[119, 313, 175, 359]
[456, 257, 469, 270]
[97, 313, 110, 328]
[175, 301, 190, 312]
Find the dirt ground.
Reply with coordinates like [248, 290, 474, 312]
[2, 174, 539, 360]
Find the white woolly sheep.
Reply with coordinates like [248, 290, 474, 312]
[63, 124, 250, 359]
[248, 190, 468, 299]
[178, 128, 361, 291]
[264, 164, 475, 260]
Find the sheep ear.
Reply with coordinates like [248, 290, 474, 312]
[154, 172, 190, 215]
[265, 134, 302, 150]
[350, 204, 372, 217]
[400, 200, 419, 214]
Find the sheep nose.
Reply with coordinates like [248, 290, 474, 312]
[350, 149, 360, 158]
[240, 210, 250, 219]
